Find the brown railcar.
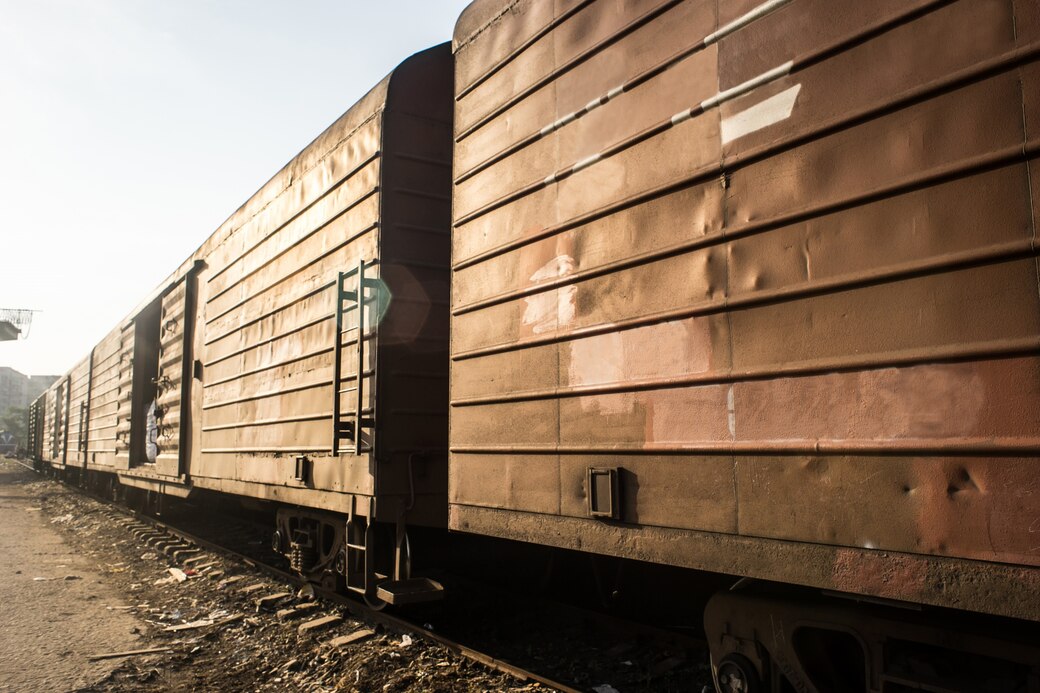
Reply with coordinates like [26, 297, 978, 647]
[448, 0, 1040, 635]
[22, 1, 1040, 687]
[30, 45, 454, 602]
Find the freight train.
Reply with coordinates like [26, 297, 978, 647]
[28, 0, 1040, 690]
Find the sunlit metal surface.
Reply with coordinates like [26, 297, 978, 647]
[448, 0, 1040, 621]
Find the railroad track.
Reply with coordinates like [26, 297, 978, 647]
[23, 461, 712, 692]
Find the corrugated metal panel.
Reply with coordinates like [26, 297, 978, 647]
[186, 45, 453, 521]
[86, 327, 124, 469]
[449, 0, 1040, 617]
[114, 324, 134, 468]
[65, 357, 91, 469]
[197, 112, 382, 467]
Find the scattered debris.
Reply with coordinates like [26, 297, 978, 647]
[87, 647, 174, 662]
[167, 568, 188, 583]
[17, 461, 696, 692]
[163, 614, 242, 633]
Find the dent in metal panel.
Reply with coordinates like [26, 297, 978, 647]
[728, 261, 1040, 372]
[454, 112, 722, 280]
[727, 75, 1025, 229]
[726, 165, 1034, 300]
[450, 314, 729, 403]
[453, 183, 723, 310]
[453, 243, 727, 355]
[734, 455, 1040, 566]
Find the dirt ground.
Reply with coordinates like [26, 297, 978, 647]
[0, 461, 143, 692]
[0, 460, 545, 692]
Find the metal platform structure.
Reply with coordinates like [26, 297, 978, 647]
[0, 309, 35, 342]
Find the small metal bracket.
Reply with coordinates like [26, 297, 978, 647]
[294, 455, 311, 485]
[587, 467, 621, 520]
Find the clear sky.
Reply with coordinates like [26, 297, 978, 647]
[0, 0, 472, 376]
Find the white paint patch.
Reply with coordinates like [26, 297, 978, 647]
[721, 83, 802, 144]
[569, 332, 633, 415]
[522, 255, 577, 334]
[727, 385, 736, 438]
[704, 61, 794, 112]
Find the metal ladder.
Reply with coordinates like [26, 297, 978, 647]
[332, 259, 378, 455]
[344, 495, 376, 596]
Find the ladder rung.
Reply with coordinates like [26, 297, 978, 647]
[346, 543, 366, 551]
[345, 585, 365, 594]
[336, 371, 374, 383]
[336, 417, 374, 430]
[336, 410, 374, 420]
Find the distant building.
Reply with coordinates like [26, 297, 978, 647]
[0, 367, 59, 415]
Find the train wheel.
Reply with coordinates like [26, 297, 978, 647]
[715, 654, 761, 693]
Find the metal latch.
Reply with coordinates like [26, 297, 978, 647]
[587, 467, 621, 520]
[294, 455, 311, 485]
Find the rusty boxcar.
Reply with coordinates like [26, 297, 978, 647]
[449, 0, 1040, 686]
[24, 1, 1040, 688]
[31, 44, 454, 605]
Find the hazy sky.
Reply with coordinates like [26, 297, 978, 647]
[0, 0, 472, 376]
